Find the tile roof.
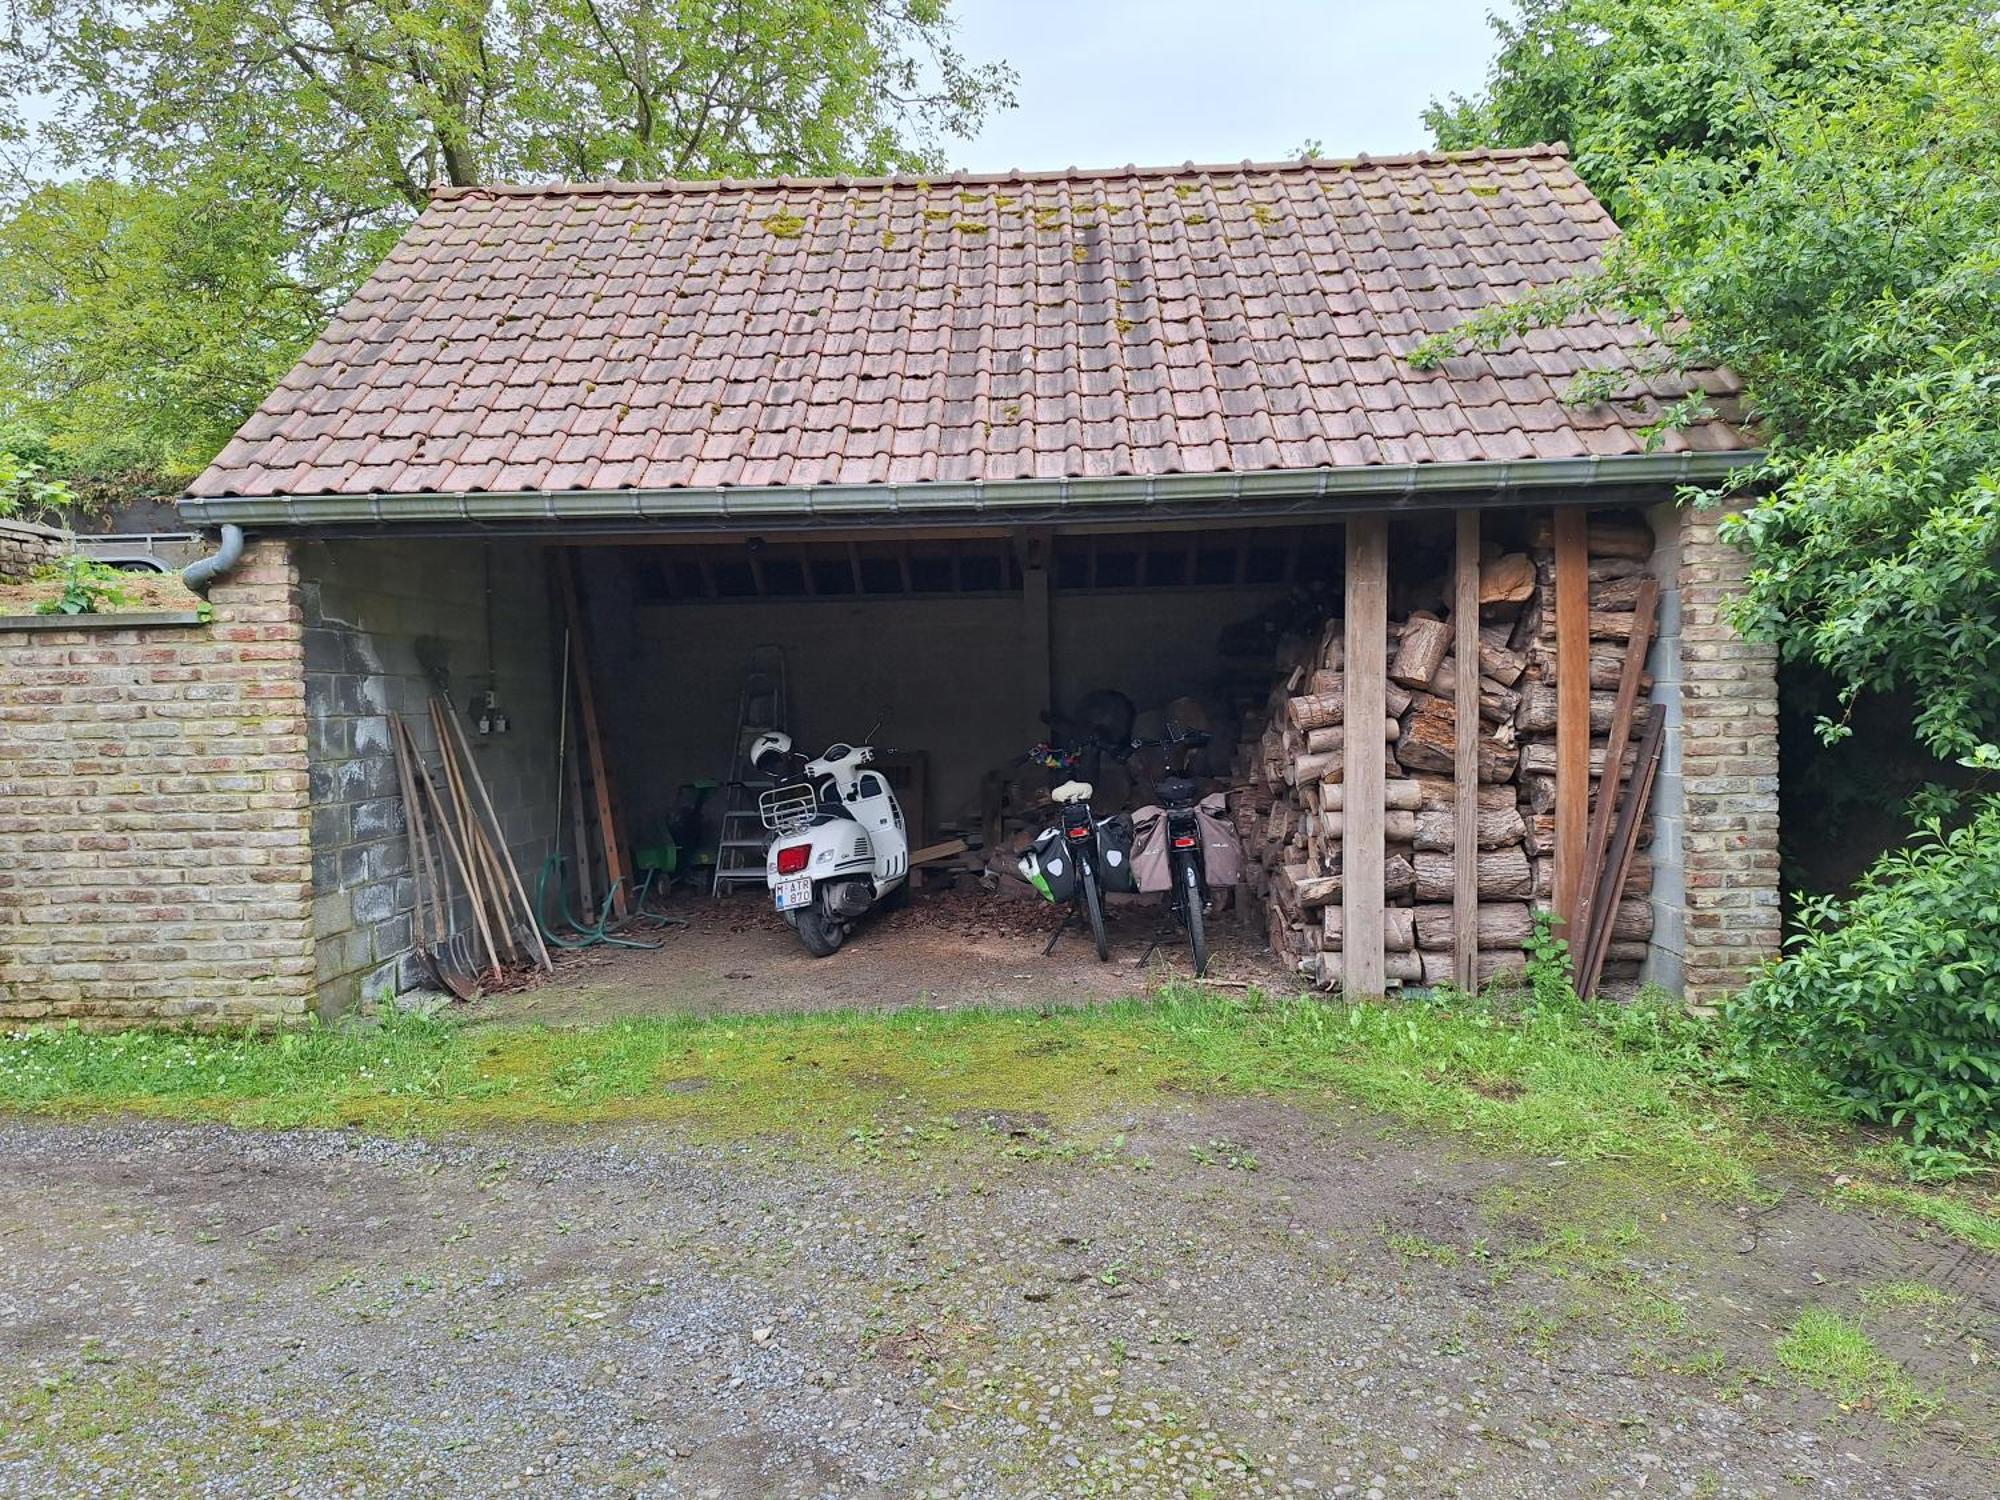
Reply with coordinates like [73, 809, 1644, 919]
[187, 147, 1749, 503]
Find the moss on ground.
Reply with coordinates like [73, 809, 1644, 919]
[2, 988, 1996, 1250]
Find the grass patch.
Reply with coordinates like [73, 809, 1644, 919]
[1774, 1308, 1932, 1421]
[0, 987, 1876, 1197]
[1837, 1180, 2000, 1253]
[1859, 1279, 1955, 1310]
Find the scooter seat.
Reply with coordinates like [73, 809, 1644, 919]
[1051, 780, 1094, 805]
[1156, 776, 1199, 806]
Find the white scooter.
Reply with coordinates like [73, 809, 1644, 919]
[750, 732, 910, 956]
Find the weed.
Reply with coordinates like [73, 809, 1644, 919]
[1858, 1279, 1955, 1310]
[1383, 1230, 1461, 1266]
[33, 555, 129, 616]
[1774, 1308, 1932, 1421]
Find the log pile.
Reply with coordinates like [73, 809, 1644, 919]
[1230, 510, 1659, 991]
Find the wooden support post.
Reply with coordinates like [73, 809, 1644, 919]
[1019, 528, 1052, 732]
[1572, 576, 1659, 974]
[1342, 515, 1388, 998]
[557, 550, 631, 917]
[1552, 508, 1590, 932]
[1452, 509, 1480, 991]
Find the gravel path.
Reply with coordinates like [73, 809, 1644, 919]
[0, 1100, 1993, 1498]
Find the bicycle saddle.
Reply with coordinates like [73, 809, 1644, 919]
[1051, 780, 1094, 805]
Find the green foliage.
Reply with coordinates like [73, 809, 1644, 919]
[0, 448, 74, 521]
[33, 555, 130, 615]
[1523, 908, 1578, 1012]
[0, 1, 1014, 483]
[1730, 797, 2000, 1164]
[0, 180, 324, 480]
[1424, 1, 2000, 765]
[1426, 0, 1973, 217]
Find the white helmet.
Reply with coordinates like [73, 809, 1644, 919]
[749, 730, 793, 774]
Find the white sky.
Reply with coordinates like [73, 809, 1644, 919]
[946, 0, 1504, 173]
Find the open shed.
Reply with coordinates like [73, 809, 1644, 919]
[0, 148, 1780, 1027]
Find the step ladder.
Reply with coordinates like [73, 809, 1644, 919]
[711, 646, 790, 895]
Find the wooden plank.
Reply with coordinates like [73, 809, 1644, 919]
[438, 692, 555, 972]
[1021, 528, 1053, 731]
[1578, 712, 1665, 999]
[1342, 515, 1388, 998]
[557, 550, 631, 917]
[1452, 509, 1480, 990]
[1552, 507, 1590, 933]
[555, 634, 597, 915]
[910, 838, 970, 866]
[1571, 576, 1658, 977]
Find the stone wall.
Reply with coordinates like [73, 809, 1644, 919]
[300, 538, 560, 1016]
[0, 539, 315, 1025]
[0, 517, 66, 582]
[1674, 500, 1783, 1003]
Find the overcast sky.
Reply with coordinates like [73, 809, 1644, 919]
[946, 0, 1504, 174]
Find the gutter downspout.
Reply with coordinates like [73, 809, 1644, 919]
[180, 523, 245, 595]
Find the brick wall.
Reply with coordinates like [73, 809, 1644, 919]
[1639, 500, 1688, 993]
[0, 539, 315, 1025]
[300, 538, 559, 1015]
[1675, 499, 1783, 1003]
[0, 517, 66, 582]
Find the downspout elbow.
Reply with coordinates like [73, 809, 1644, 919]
[181, 523, 245, 596]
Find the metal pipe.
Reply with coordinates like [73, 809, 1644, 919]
[179, 523, 245, 595]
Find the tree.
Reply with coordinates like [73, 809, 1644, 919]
[0, 178, 325, 480]
[4, 1, 1013, 289]
[0, 1, 1013, 480]
[1419, 1, 2000, 764]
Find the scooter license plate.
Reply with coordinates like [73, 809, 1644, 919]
[774, 876, 814, 912]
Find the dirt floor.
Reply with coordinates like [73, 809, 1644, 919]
[2, 1098, 1994, 1498]
[470, 884, 1286, 1026]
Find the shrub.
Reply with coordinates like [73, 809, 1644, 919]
[1731, 796, 2000, 1162]
[0, 449, 75, 522]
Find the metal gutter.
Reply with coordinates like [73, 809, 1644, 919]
[176, 451, 1761, 530]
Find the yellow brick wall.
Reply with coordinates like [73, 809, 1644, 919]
[0, 539, 315, 1025]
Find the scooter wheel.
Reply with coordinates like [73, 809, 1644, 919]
[795, 906, 847, 957]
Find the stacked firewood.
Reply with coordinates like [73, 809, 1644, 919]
[1230, 510, 1658, 991]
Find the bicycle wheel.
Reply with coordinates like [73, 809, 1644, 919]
[1181, 858, 1209, 978]
[1081, 868, 1110, 961]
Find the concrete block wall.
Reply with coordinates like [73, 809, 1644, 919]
[0, 539, 315, 1025]
[300, 538, 559, 1015]
[0, 517, 67, 582]
[1673, 499, 1783, 1003]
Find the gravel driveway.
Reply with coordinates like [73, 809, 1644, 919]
[1, 1100, 1992, 1498]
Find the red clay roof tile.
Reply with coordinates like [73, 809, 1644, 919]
[188, 149, 1747, 501]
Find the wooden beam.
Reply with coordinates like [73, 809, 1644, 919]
[1342, 515, 1389, 998]
[557, 550, 631, 917]
[1577, 712, 1666, 999]
[1452, 509, 1480, 991]
[1552, 508, 1590, 932]
[1572, 576, 1659, 976]
[1021, 528, 1052, 730]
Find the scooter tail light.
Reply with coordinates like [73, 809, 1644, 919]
[1172, 833, 1198, 849]
[775, 843, 811, 875]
